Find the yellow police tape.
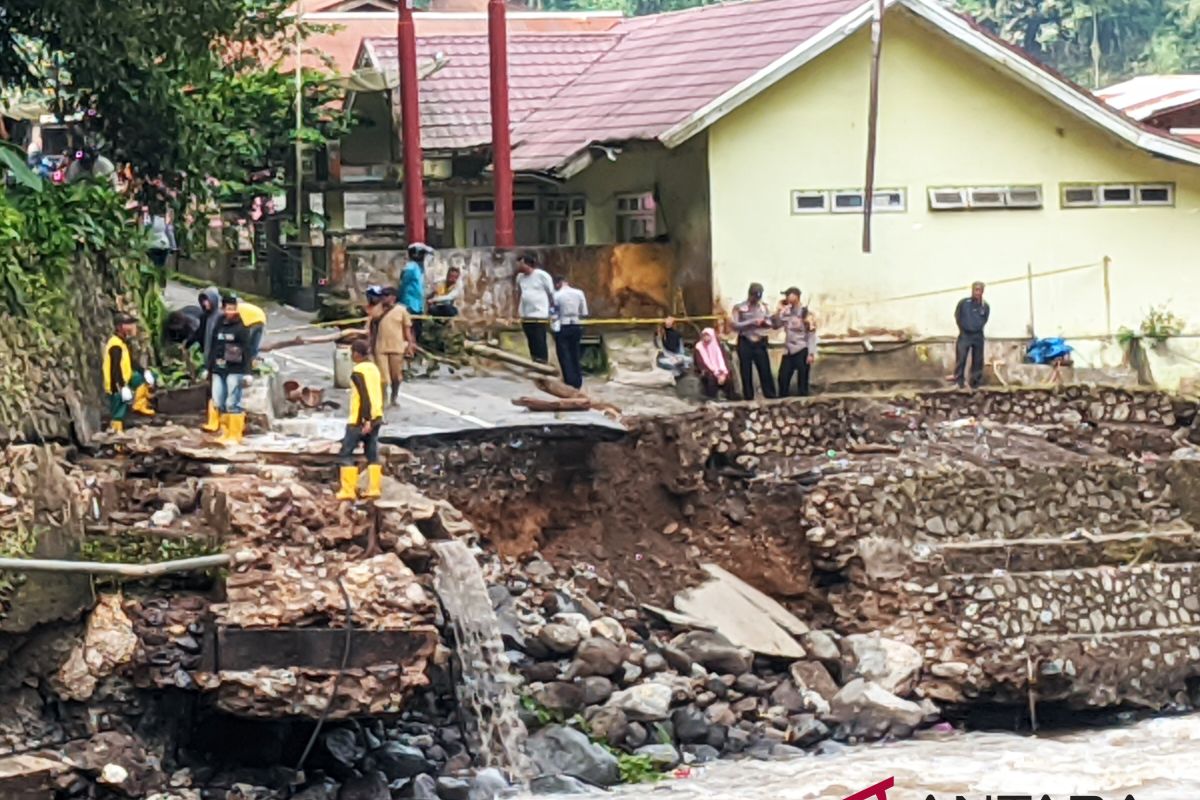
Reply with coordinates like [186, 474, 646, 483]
[272, 313, 724, 335]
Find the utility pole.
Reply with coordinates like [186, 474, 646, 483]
[488, 0, 515, 248]
[397, 0, 427, 244]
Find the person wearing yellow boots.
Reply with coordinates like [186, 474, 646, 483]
[336, 340, 385, 501]
[104, 315, 156, 433]
[208, 295, 251, 446]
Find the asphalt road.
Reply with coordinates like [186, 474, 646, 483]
[164, 282, 655, 438]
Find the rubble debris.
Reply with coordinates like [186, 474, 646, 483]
[673, 567, 807, 659]
[54, 594, 138, 701]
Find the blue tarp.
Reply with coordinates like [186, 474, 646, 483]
[1026, 337, 1073, 365]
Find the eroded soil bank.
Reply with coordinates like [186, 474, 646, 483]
[2, 386, 1200, 799]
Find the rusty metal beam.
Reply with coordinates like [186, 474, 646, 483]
[215, 626, 438, 671]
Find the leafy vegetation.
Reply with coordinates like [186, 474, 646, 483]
[1118, 304, 1184, 347]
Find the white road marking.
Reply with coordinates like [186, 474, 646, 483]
[270, 349, 494, 429]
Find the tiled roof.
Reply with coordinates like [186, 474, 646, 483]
[364, 33, 619, 151]
[1097, 75, 1200, 122]
[510, 0, 865, 170]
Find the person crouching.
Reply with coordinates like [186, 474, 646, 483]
[337, 340, 385, 501]
[209, 295, 251, 445]
[103, 314, 157, 432]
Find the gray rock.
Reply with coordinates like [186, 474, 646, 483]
[682, 744, 721, 764]
[365, 743, 434, 781]
[829, 679, 925, 739]
[671, 706, 709, 744]
[489, 586, 526, 652]
[634, 744, 680, 769]
[583, 706, 627, 745]
[530, 775, 602, 795]
[524, 661, 563, 683]
[661, 645, 693, 674]
[570, 637, 625, 678]
[607, 682, 673, 721]
[671, 631, 753, 675]
[321, 728, 363, 769]
[787, 714, 830, 747]
[723, 727, 751, 754]
[539, 623, 582, 654]
[642, 652, 667, 673]
[620, 662, 643, 685]
[800, 630, 841, 668]
[703, 701, 736, 727]
[734, 673, 764, 694]
[704, 724, 728, 751]
[532, 681, 585, 716]
[839, 634, 923, 696]
[527, 725, 620, 787]
[580, 676, 614, 706]
[435, 777, 470, 800]
[769, 680, 805, 713]
[294, 782, 339, 800]
[468, 768, 510, 800]
[338, 772, 388, 800]
[623, 722, 649, 749]
[412, 774, 439, 800]
[789, 661, 839, 703]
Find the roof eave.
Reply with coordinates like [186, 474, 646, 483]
[658, 0, 878, 150]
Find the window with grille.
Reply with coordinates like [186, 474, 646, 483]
[616, 192, 656, 242]
[1061, 182, 1174, 208]
[543, 195, 587, 245]
[928, 185, 1043, 211]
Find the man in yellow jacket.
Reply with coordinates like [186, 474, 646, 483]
[103, 314, 156, 432]
[337, 339, 385, 501]
[237, 299, 267, 364]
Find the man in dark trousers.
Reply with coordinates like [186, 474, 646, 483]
[730, 282, 776, 400]
[954, 281, 990, 389]
[552, 275, 588, 389]
[774, 287, 818, 397]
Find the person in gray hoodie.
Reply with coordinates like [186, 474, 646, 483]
[194, 287, 224, 432]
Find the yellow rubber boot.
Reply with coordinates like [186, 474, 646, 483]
[364, 464, 383, 499]
[132, 384, 156, 417]
[201, 400, 221, 433]
[110, 420, 124, 434]
[218, 413, 245, 445]
[336, 466, 359, 501]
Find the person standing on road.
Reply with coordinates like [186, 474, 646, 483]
[774, 287, 818, 397]
[954, 281, 990, 389]
[375, 287, 416, 407]
[103, 314, 156, 433]
[552, 275, 588, 389]
[516, 252, 556, 364]
[209, 295, 251, 446]
[194, 287, 224, 433]
[337, 340, 384, 502]
[730, 282, 776, 400]
[399, 243, 433, 343]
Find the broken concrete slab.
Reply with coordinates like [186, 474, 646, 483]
[699, 564, 810, 636]
[673, 568, 807, 659]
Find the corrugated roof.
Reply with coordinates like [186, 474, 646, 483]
[365, 33, 618, 151]
[511, 0, 864, 170]
[1097, 75, 1200, 122]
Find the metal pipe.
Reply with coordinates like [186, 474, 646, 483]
[397, 0, 427, 244]
[0, 554, 231, 578]
[488, 0, 515, 248]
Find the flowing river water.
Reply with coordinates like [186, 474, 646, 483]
[560, 714, 1200, 799]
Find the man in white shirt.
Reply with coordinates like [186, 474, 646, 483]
[516, 253, 556, 364]
[552, 275, 589, 389]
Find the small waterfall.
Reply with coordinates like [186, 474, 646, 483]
[432, 539, 531, 781]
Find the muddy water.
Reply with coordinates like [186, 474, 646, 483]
[590, 715, 1200, 799]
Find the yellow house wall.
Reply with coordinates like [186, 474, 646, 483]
[708, 11, 1200, 346]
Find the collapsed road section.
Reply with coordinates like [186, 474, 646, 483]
[0, 385, 1199, 798]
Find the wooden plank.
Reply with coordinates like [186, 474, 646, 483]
[216, 626, 437, 671]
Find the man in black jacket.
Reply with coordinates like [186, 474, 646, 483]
[209, 295, 251, 445]
[953, 281, 990, 389]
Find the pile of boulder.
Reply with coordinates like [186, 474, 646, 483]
[490, 556, 942, 788]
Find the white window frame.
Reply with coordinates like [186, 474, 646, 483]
[791, 190, 828, 214]
[543, 194, 586, 245]
[1136, 183, 1174, 206]
[831, 190, 865, 214]
[967, 187, 1007, 208]
[1005, 185, 1043, 208]
[1099, 184, 1135, 207]
[616, 192, 656, 242]
[872, 189, 906, 212]
[1061, 184, 1099, 208]
[928, 187, 968, 210]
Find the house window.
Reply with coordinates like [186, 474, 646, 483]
[930, 185, 1044, 211]
[873, 189, 906, 212]
[467, 196, 538, 216]
[1137, 183, 1174, 205]
[791, 190, 828, 214]
[543, 195, 586, 245]
[1060, 183, 1175, 208]
[1100, 185, 1134, 206]
[616, 192, 656, 242]
[1061, 185, 1098, 207]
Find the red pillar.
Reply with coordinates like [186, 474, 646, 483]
[397, 0, 427, 244]
[488, 0, 515, 248]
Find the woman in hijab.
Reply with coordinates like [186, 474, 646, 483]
[694, 327, 735, 401]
